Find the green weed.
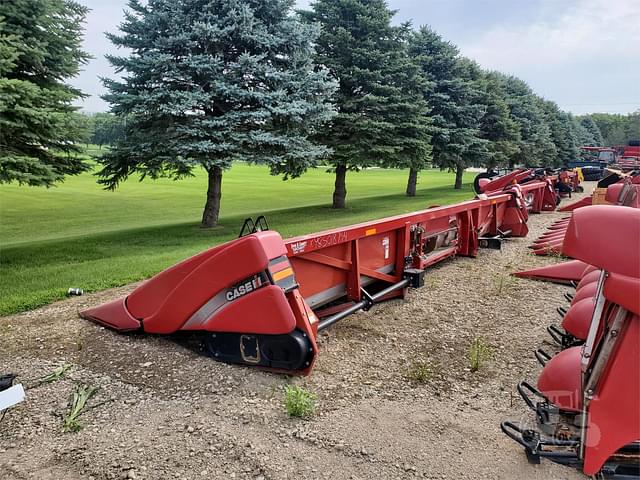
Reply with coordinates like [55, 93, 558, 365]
[494, 274, 516, 295]
[36, 363, 73, 386]
[469, 337, 493, 372]
[283, 384, 316, 418]
[62, 384, 98, 432]
[406, 360, 437, 384]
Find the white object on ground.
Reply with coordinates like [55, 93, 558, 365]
[0, 384, 25, 411]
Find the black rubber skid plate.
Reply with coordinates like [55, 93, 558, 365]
[204, 330, 313, 372]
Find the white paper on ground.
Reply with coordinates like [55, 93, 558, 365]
[0, 384, 25, 411]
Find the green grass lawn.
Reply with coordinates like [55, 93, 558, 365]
[0, 150, 474, 315]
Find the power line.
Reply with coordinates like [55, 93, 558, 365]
[560, 102, 640, 106]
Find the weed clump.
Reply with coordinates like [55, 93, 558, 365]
[63, 384, 98, 432]
[469, 337, 493, 372]
[406, 360, 437, 384]
[283, 384, 316, 418]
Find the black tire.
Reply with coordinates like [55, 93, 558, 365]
[473, 171, 499, 194]
[597, 173, 621, 188]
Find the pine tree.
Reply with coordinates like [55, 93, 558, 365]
[301, 0, 431, 207]
[572, 117, 597, 147]
[579, 116, 604, 146]
[385, 23, 432, 197]
[538, 100, 578, 166]
[557, 111, 579, 165]
[100, 0, 336, 227]
[409, 28, 486, 189]
[0, 0, 90, 186]
[497, 75, 556, 168]
[477, 71, 520, 169]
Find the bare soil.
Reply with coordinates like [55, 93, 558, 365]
[0, 188, 593, 480]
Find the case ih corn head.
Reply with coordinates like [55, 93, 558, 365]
[81, 168, 565, 374]
[80, 167, 640, 477]
[502, 206, 640, 478]
[502, 172, 640, 478]
[522, 173, 640, 256]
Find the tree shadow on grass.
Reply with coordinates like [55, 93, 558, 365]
[0, 182, 473, 315]
[2, 182, 473, 267]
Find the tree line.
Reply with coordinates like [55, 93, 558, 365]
[583, 112, 640, 147]
[1, 0, 638, 227]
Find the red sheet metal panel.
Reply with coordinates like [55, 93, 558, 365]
[285, 190, 523, 310]
[584, 314, 640, 475]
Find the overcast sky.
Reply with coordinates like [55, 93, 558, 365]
[72, 0, 640, 115]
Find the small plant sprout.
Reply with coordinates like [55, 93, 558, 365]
[469, 337, 493, 372]
[62, 384, 98, 432]
[406, 360, 436, 384]
[283, 384, 316, 418]
[494, 274, 516, 295]
[43, 363, 73, 384]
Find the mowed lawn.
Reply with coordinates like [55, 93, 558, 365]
[0, 155, 474, 315]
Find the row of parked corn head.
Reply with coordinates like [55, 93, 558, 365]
[77, 165, 639, 478]
[505, 170, 639, 478]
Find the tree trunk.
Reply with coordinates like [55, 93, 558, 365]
[406, 167, 418, 196]
[202, 166, 223, 228]
[454, 163, 464, 190]
[332, 164, 347, 209]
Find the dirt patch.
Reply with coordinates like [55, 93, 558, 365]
[0, 188, 593, 480]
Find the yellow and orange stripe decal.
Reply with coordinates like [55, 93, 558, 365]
[272, 267, 294, 282]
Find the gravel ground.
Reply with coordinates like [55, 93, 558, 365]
[0, 187, 594, 480]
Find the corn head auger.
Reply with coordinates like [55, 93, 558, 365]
[502, 199, 640, 477]
[80, 169, 575, 375]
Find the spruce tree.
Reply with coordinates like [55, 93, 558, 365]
[0, 0, 90, 186]
[385, 23, 432, 197]
[301, 0, 431, 206]
[579, 116, 604, 146]
[572, 117, 597, 147]
[477, 71, 520, 169]
[497, 75, 556, 168]
[538, 99, 578, 167]
[409, 28, 486, 189]
[100, 0, 336, 227]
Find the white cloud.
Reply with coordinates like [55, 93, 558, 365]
[457, 0, 640, 113]
[462, 0, 640, 67]
[71, 0, 639, 114]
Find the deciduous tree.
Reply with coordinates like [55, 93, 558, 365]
[588, 112, 639, 146]
[91, 112, 125, 148]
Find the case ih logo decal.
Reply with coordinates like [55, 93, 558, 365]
[291, 241, 307, 254]
[226, 275, 265, 302]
